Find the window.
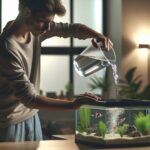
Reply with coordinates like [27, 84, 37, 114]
[40, 55, 69, 95]
[1, 0, 104, 96]
[1, 0, 19, 30]
[73, 0, 103, 47]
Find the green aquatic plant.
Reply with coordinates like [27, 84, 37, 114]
[98, 120, 107, 138]
[78, 107, 91, 132]
[134, 112, 150, 135]
[116, 125, 127, 137]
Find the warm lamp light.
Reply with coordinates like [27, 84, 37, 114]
[139, 44, 150, 49]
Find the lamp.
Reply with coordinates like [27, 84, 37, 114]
[139, 44, 150, 49]
[138, 43, 150, 84]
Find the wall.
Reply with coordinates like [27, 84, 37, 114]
[122, 0, 150, 88]
[106, 0, 150, 92]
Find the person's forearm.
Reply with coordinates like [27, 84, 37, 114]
[50, 22, 104, 40]
[31, 95, 78, 111]
[70, 23, 103, 40]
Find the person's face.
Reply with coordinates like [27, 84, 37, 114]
[26, 11, 55, 36]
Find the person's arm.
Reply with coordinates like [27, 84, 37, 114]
[31, 93, 101, 111]
[40, 22, 113, 50]
[0, 42, 100, 111]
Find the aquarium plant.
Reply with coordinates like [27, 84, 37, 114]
[77, 108, 91, 132]
[116, 125, 127, 137]
[98, 120, 107, 138]
[134, 112, 150, 136]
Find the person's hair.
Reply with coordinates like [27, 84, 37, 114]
[19, 0, 66, 16]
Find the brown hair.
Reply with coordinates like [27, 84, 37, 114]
[19, 0, 66, 16]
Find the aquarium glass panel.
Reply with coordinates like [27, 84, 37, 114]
[75, 104, 150, 147]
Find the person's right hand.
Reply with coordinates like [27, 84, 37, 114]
[73, 92, 101, 108]
[91, 36, 113, 51]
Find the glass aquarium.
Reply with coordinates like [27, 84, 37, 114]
[75, 99, 150, 147]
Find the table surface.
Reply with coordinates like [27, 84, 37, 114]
[0, 135, 150, 150]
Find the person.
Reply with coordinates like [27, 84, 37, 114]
[0, 0, 113, 142]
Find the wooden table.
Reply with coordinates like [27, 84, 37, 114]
[0, 135, 150, 150]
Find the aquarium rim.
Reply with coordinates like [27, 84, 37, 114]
[80, 105, 150, 110]
[81, 99, 150, 108]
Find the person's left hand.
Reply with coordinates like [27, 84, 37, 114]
[73, 92, 101, 108]
[92, 35, 113, 51]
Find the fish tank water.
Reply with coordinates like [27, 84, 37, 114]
[75, 99, 150, 147]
